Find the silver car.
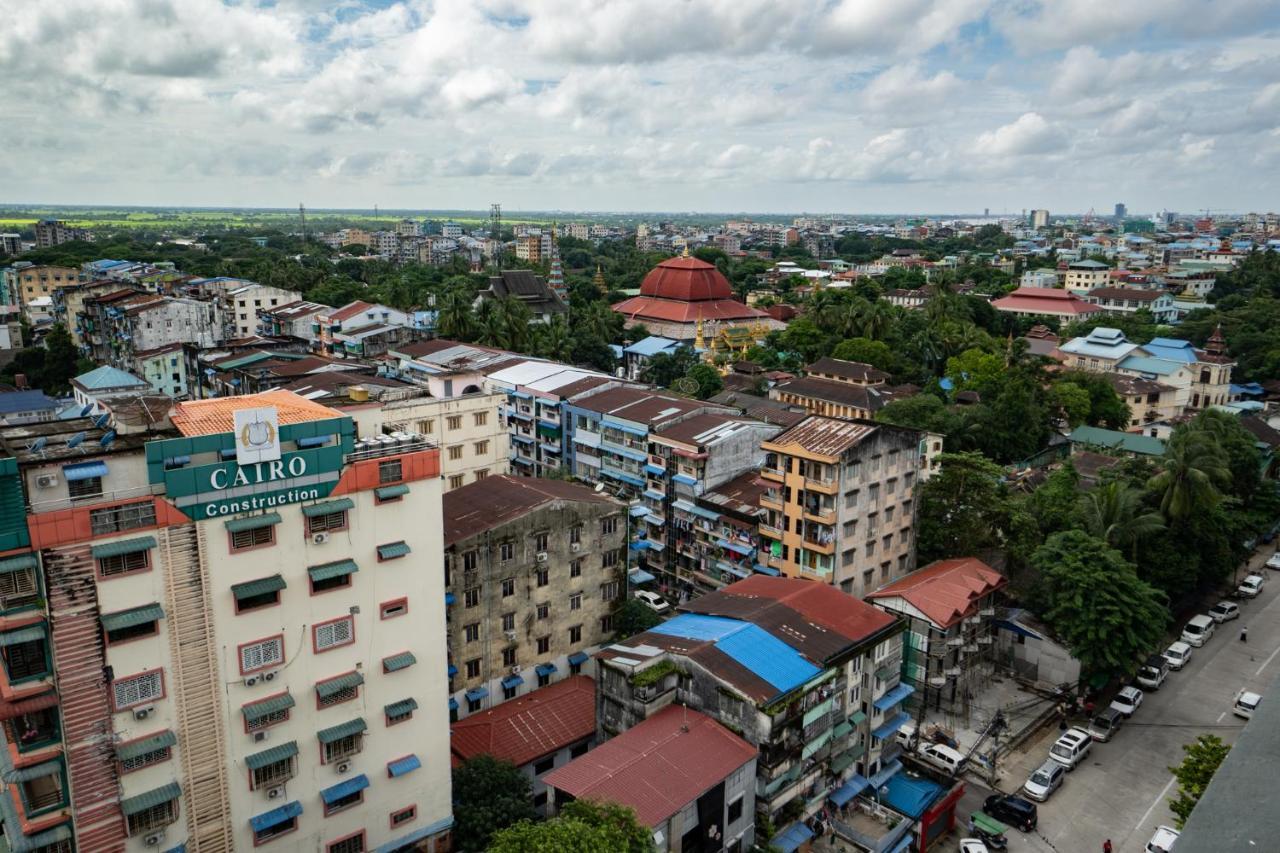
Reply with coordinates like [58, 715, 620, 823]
[1023, 759, 1066, 802]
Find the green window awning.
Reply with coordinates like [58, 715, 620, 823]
[116, 731, 176, 762]
[1, 759, 61, 784]
[242, 692, 295, 723]
[0, 554, 37, 575]
[224, 513, 282, 533]
[375, 484, 409, 500]
[829, 750, 857, 776]
[302, 498, 354, 517]
[377, 542, 411, 560]
[121, 781, 181, 816]
[849, 711, 867, 726]
[316, 672, 364, 699]
[101, 603, 164, 633]
[0, 626, 45, 647]
[832, 720, 853, 740]
[308, 560, 358, 583]
[90, 536, 156, 559]
[317, 718, 366, 744]
[232, 575, 286, 601]
[385, 698, 417, 718]
[245, 740, 298, 771]
[383, 651, 416, 672]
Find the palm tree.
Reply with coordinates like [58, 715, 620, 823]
[857, 300, 895, 341]
[1080, 481, 1165, 562]
[496, 297, 534, 353]
[1147, 430, 1231, 520]
[437, 287, 476, 341]
[537, 316, 573, 362]
[473, 299, 503, 347]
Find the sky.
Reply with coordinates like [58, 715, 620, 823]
[2, 0, 1279, 215]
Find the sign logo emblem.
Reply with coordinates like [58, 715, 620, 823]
[233, 406, 282, 464]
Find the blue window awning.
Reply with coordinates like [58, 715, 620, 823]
[320, 774, 369, 805]
[643, 488, 666, 501]
[869, 758, 903, 789]
[628, 568, 656, 585]
[771, 822, 815, 853]
[644, 540, 664, 553]
[829, 774, 871, 807]
[249, 801, 303, 832]
[465, 687, 489, 701]
[387, 754, 421, 777]
[63, 461, 108, 481]
[536, 663, 557, 676]
[603, 420, 647, 437]
[673, 499, 719, 520]
[886, 834, 914, 853]
[629, 505, 649, 517]
[448, 697, 458, 711]
[568, 651, 589, 666]
[643, 464, 665, 476]
[444, 592, 455, 606]
[753, 563, 780, 576]
[872, 712, 911, 741]
[448, 664, 457, 677]
[672, 473, 697, 486]
[873, 683, 915, 712]
[645, 514, 665, 527]
[603, 468, 645, 487]
[502, 674, 524, 689]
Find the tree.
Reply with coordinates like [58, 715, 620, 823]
[684, 363, 724, 400]
[613, 598, 662, 639]
[1168, 735, 1232, 829]
[1147, 428, 1231, 520]
[452, 755, 538, 852]
[945, 348, 1005, 397]
[1078, 481, 1165, 562]
[437, 287, 477, 340]
[1030, 530, 1168, 678]
[777, 316, 831, 363]
[875, 394, 962, 439]
[489, 800, 654, 853]
[1047, 381, 1092, 428]
[916, 452, 1013, 563]
[641, 347, 698, 388]
[831, 337, 893, 371]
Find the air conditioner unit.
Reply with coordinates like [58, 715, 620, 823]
[244, 675, 259, 687]
[335, 762, 351, 774]
[36, 474, 58, 488]
[266, 785, 285, 800]
[570, 542, 581, 552]
[313, 532, 330, 545]
[510, 665, 522, 675]
[261, 670, 277, 682]
[536, 551, 548, 563]
[133, 705, 154, 721]
[253, 730, 270, 743]
[143, 831, 165, 847]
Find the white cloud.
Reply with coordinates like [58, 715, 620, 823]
[975, 113, 1067, 156]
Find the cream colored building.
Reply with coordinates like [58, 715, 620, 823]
[226, 283, 301, 339]
[1063, 260, 1111, 294]
[16, 265, 79, 308]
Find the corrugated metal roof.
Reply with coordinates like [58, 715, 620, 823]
[866, 557, 1006, 630]
[383, 651, 416, 672]
[300, 497, 354, 517]
[307, 559, 358, 583]
[224, 513, 281, 533]
[764, 415, 877, 458]
[450, 675, 595, 768]
[242, 692, 295, 722]
[650, 614, 820, 696]
[442, 475, 620, 547]
[316, 672, 364, 698]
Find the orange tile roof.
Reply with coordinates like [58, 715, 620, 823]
[170, 389, 342, 437]
[865, 557, 1006, 629]
[450, 676, 596, 769]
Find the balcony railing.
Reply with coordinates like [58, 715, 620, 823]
[345, 433, 436, 463]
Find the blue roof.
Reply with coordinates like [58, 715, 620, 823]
[74, 365, 147, 390]
[1233, 383, 1265, 396]
[320, 774, 369, 805]
[1142, 338, 1198, 363]
[771, 822, 815, 853]
[868, 758, 903, 788]
[649, 613, 821, 696]
[873, 682, 915, 711]
[882, 772, 944, 819]
[1117, 355, 1179, 376]
[0, 390, 60, 415]
[624, 336, 681, 357]
[388, 754, 421, 777]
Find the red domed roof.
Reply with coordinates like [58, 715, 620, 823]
[640, 256, 733, 301]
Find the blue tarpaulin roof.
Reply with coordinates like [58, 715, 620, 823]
[629, 568, 656, 584]
[672, 473, 697, 486]
[624, 336, 680, 356]
[320, 775, 369, 805]
[829, 774, 871, 807]
[771, 822, 815, 853]
[872, 712, 911, 740]
[650, 613, 820, 696]
[886, 834, 914, 853]
[629, 505, 650, 517]
[388, 754, 421, 777]
[754, 563, 780, 576]
[882, 772, 944, 820]
[873, 683, 915, 711]
[249, 801, 303, 832]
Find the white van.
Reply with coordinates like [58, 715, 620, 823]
[919, 743, 968, 775]
[1048, 727, 1092, 770]
[1181, 614, 1216, 647]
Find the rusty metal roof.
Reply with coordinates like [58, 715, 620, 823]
[763, 415, 878, 458]
[443, 474, 622, 547]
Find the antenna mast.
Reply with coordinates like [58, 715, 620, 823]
[489, 203, 503, 268]
[299, 203, 307, 243]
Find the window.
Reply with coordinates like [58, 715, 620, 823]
[313, 617, 355, 653]
[533, 756, 555, 775]
[418, 419, 434, 435]
[863, 569, 874, 589]
[474, 440, 489, 455]
[570, 526, 581, 545]
[68, 476, 103, 501]
[463, 587, 480, 608]
[535, 532, 549, 551]
[0, 565, 38, 612]
[231, 525, 274, 552]
[462, 551, 478, 571]
[239, 636, 284, 675]
[600, 614, 613, 634]
[386, 702, 415, 726]
[569, 593, 582, 611]
[536, 568, 549, 587]
[251, 755, 295, 790]
[235, 579, 281, 613]
[105, 614, 159, 646]
[112, 670, 163, 711]
[571, 742, 589, 758]
[502, 578, 515, 597]
[601, 550, 619, 569]
[325, 787, 365, 817]
[500, 542, 514, 561]
[379, 459, 403, 484]
[308, 510, 348, 534]
[98, 550, 149, 578]
[501, 612, 516, 632]
[447, 415, 462, 430]
[464, 623, 480, 643]
[449, 475, 465, 490]
[537, 636, 550, 654]
[502, 647, 517, 667]
[475, 469, 489, 481]
[728, 795, 744, 824]
[252, 810, 297, 844]
[601, 517, 618, 535]
[323, 733, 363, 764]
[473, 411, 488, 427]
[536, 603, 550, 620]
[126, 796, 178, 837]
[390, 805, 417, 828]
[118, 738, 172, 774]
[503, 683, 517, 701]
[448, 445, 463, 461]
[600, 582, 619, 601]
[317, 676, 360, 708]
[245, 701, 290, 733]
[89, 502, 156, 536]
[465, 659, 481, 678]
[380, 599, 408, 620]
[570, 560, 583, 578]
[569, 625, 582, 644]
[310, 570, 352, 595]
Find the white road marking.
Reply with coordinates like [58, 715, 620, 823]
[1216, 711, 1227, 722]
[1255, 642, 1280, 677]
[1136, 775, 1179, 833]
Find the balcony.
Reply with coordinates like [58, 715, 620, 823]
[801, 505, 835, 524]
[759, 522, 783, 539]
[760, 467, 785, 483]
[760, 492, 784, 512]
[801, 534, 835, 555]
[804, 476, 838, 495]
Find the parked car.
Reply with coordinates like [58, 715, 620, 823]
[1110, 686, 1144, 718]
[1181, 614, 1216, 647]
[1266, 552, 1280, 570]
[1088, 707, 1125, 742]
[982, 794, 1038, 832]
[1048, 727, 1092, 770]
[958, 841, 990, 853]
[1136, 655, 1169, 690]
[1234, 689, 1262, 719]
[632, 590, 671, 613]
[919, 743, 968, 775]
[1023, 759, 1066, 801]
[1208, 601, 1240, 623]
[1163, 641, 1193, 671]
[1145, 825, 1180, 853]
[1237, 574, 1265, 598]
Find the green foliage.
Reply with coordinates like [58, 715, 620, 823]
[452, 755, 539, 853]
[875, 394, 962, 440]
[1168, 735, 1232, 829]
[642, 347, 699, 388]
[1018, 464, 1080, 541]
[968, 371, 1051, 464]
[1030, 530, 1168, 678]
[613, 598, 662, 639]
[489, 800, 654, 853]
[830, 337, 894, 371]
[1047, 381, 1093, 428]
[629, 659, 679, 687]
[1078, 481, 1165, 562]
[1147, 425, 1231, 520]
[684, 363, 724, 400]
[777, 316, 832, 363]
[1, 325, 81, 394]
[916, 452, 1015, 562]
[1055, 371, 1131, 430]
[945, 348, 1006, 396]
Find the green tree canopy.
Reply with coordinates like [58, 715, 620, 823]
[830, 337, 894, 372]
[1147, 426, 1231, 520]
[1, 325, 85, 395]
[1168, 735, 1232, 829]
[916, 451, 1014, 563]
[452, 755, 539, 852]
[875, 394, 963, 440]
[489, 800, 654, 853]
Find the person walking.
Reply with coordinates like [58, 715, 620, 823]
[1104, 840, 1113, 853]
[1242, 625, 1249, 643]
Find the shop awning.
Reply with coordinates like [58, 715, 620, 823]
[90, 536, 155, 559]
[101, 603, 163, 633]
[873, 683, 915, 711]
[316, 672, 364, 700]
[224, 513, 281, 533]
[320, 774, 369, 805]
[308, 559, 358, 583]
[872, 712, 911, 741]
[232, 575, 286, 602]
[245, 740, 298, 771]
[377, 542, 411, 560]
[121, 781, 181, 817]
[317, 718, 366, 744]
[388, 754, 421, 777]
[249, 801, 302, 833]
[242, 692, 295, 724]
[301, 497, 354, 517]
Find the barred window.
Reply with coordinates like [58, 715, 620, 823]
[307, 511, 348, 534]
[119, 745, 171, 774]
[246, 707, 289, 732]
[323, 733, 362, 763]
[98, 550, 149, 578]
[89, 503, 156, 536]
[126, 798, 178, 836]
[391, 806, 416, 827]
[251, 757, 295, 790]
[113, 671, 163, 710]
[240, 637, 284, 674]
[231, 526, 273, 551]
[68, 477, 103, 501]
[314, 618, 354, 652]
[378, 459, 402, 483]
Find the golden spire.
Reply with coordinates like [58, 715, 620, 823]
[593, 263, 607, 294]
[694, 316, 705, 351]
[682, 244, 691, 258]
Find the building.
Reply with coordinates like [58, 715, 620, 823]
[108, 296, 225, 372]
[1067, 424, 1166, 457]
[0, 390, 62, 425]
[1105, 372, 1180, 429]
[1063, 259, 1111, 294]
[0, 390, 452, 853]
[1056, 327, 1142, 371]
[1020, 269, 1059, 289]
[1085, 286, 1178, 324]
[993, 609, 1081, 691]
[257, 299, 331, 340]
[611, 255, 776, 343]
[1114, 203, 1127, 220]
[14, 266, 80, 311]
[0, 234, 21, 256]
[442, 475, 626, 719]
[226, 284, 301, 339]
[477, 271, 568, 325]
[133, 343, 190, 399]
[991, 286, 1104, 322]
[594, 576, 905, 824]
[865, 558, 1006, 718]
[450, 675, 596, 814]
[313, 302, 416, 358]
[34, 220, 91, 249]
[620, 336, 683, 382]
[1030, 209, 1049, 229]
[759, 416, 929, 596]
[770, 357, 915, 421]
[69, 364, 153, 413]
[666, 468, 772, 595]
[544, 704, 757, 852]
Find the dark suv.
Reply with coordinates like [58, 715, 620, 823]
[983, 793, 1038, 832]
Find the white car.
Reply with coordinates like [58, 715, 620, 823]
[632, 590, 670, 614]
[1266, 552, 1280, 570]
[1110, 686, 1144, 717]
[1023, 759, 1066, 801]
[1238, 574, 1265, 598]
[959, 841, 990, 853]
[1234, 689, 1262, 719]
[1208, 601, 1240, 623]
[1145, 825, 1179, 853]
[1163, 641, 1193, 670]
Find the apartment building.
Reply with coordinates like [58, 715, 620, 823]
[0, 390, 452, 853]
[666, 469, 771, 595]
[109, 297, 225, 372]
[770, 357, 916, 421]
[313, 302, 416, 359]
[442, 476, 626, 720]
[256, 300, 331, 340]
[759, 416, 928, 597]
[34, 220, 91, 249]
[14, 266, 79, 310]
[1085, 286, 1178, 324]
[1063, 259, 1111, 294]
[226, 284, 301, 339]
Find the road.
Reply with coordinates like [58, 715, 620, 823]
[936, 548, 1280, 853]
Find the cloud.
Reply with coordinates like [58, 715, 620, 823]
[861, 63, 961, 113]
[975, 113, 1067, 156]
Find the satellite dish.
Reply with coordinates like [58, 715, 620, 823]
[99, 430, 117, 448]
[66, 432, 85, 450]
[27, 437, 47, 455]
[594, 483, 606, 493]
[93, 414, 110, 428]
[672, 376, 699, 396]
[79, 404, 92, 417]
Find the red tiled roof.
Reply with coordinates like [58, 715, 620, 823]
[639, 255, 734, 301]
[450, 676, 596, 769]
[326, 300, 375, 322]
[992, 288, 1103, 317]
[542, 704, 756, 827]
[611, 295, 767, 324]
[170, 389, 340, 437]
[865, 557, 1006, 629]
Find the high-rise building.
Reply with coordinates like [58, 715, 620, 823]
[1114, 203, 1127, 220]
[34, 220, 91, 249]
[1030, 209, 1050, 229]
[0, 391, 453, 852]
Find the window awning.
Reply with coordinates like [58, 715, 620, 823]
[116, 730, 176, 762]
[0, 554, 36, 575]
[444, 592, 455, 605]
[868, 759, 902, 789]
[872, 712, 911, 741]
[628, 568, 656, 585]
[448, 697, 459, 711]
[643, 465, 665, 477]
[385, 698, 417, 718]
[301, 497, 354, 517]
[771, 822, 815, 853]
[62, 461, 108, 481]
[378, 542, 411, 560]
[832, 720, 853, 740]
[628, 505, 649, 517]
[829, 774, 870, 807]
[101, 603, 163, 633]
[568, 651, 589, 666]
[0, 626, 45, 647]
[535, 663, 557, 676]
[224, 513, 281, 533]
[376, 484, 409, 501]
[465, 687, 489, 701]
[383, 651, 416, 672]
[873, 683, 915, 712]
[502, 674, 523, 689]
[320, 774, 369, 805]
[447, 664, 457, 677]
[231, 575, 286, 601]
[90, 536, 156, 559]
[388, 754, 421, 777]
[242, 692, 295, 723]
[245, 740, 298, 771]
[672, 473, 697, 486]
[308, 560, 358, 583]
[121, 781, 181, 817]
[2, 759, 61, 784]
[0, 691, 59, 722]
[316, 672, 364, 699]
[317, 718, 366, 744]
[249, 801, 302, 833]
